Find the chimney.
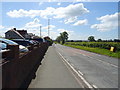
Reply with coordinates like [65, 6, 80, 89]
[13, 28, 16, 30]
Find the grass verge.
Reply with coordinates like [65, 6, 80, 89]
[64, 44, 120, 59]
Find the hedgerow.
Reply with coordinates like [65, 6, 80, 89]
[65, 42, 120, 52]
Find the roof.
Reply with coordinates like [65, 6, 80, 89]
[5, 29, 25, 39]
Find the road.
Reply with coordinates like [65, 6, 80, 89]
[29, 45, 82, 88]
[54, 44, 118, 88]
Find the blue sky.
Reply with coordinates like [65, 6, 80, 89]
[0, 2, 119, 40]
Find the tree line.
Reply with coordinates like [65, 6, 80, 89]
[56, 33, 120, 43]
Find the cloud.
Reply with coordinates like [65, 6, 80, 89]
[91, 12, 119, 32]
[40, 7, 55, 19]
[0, 25, 15, 37]
[57, 3, 61, 6]
[0, 25, 4, 29]
[39, 2, 43, 6]
[7, 3, 89, 20]
[25, 18, 42, 28]
[42, 25, 56, 30]
[7, 9, 41, 18]
[53, 3, 89, 19]
[64, 17, 77, 24]
[57, 28, 74, 33]
[73, 19, 88, 26]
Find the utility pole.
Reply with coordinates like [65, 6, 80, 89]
[40, 26, 42, 37]
[48, 18, 50, 37]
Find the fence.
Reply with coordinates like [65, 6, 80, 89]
[1, 42, 48, 88]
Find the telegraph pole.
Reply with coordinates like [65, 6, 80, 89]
[40, 26, 42, 37]
[48, 18, 50, 37]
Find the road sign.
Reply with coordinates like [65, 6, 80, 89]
[110, 47, 114, 52]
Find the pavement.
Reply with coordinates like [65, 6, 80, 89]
[28, 45, 82, 88]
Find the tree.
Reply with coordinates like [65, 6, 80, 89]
[97, 39, 102, 42]
[88, 36, 95, 42]
[60, 31, 68, 44]
[56, 36, 61, 43]
[56, 31, 68, 44]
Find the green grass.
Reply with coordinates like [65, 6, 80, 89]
[64, 44, 120, 58]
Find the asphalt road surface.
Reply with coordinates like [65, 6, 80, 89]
[54, 44, 118, 88]
[29, 45, 82, 88]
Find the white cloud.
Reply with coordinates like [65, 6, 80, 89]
[0, 25, 4, 29]
[7, 3, 89, 20]
[53, 3, 89, 19]
[57, 28, 75, 40]
[0, 25, 15, 37]
[57, 3, 61, 6]
[73, 19, 88, 26]
[40, 7, 55, 19]
[7, 9, 41, 18]
[42, 25, 56, 30]
[91, 12, 119, 32]
[39, 2, 43, 6]
[64, 17, 77, 24]
[25, 18, 41, 28]
[57, 29, 74, 33]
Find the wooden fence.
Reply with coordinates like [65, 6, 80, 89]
[1, 42, 48, 88]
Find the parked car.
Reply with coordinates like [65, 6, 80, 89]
[11, 39, 33, 47]
[31, 38, 43, 43]
[0, 38, 28, 52]
[29, 40, 39, 45]
[0, 42, 7, 50]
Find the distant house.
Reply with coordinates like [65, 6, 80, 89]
[5, 28, 35, 39]
[5, 28, 25, 39]
[27, 33, 36, 39]
[17, 30, 27, 38]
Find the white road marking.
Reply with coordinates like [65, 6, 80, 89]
[78, 70, 84, 76]
[73, 50, 118, 68]
[88, 56, 118, 68]
[92, 84, 98, 88]
[57, 51, 95, 89]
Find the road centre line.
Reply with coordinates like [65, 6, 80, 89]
[56, 50, 95, 89]
[73, 50, 118, 68]
[88, 56, 118, 68]
[56, 46, 118, 68]
[61, 45, 118, 68]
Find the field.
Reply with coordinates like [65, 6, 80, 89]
[64, 42, 120, 58]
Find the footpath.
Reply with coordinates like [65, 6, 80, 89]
[28, 46, 82, 88]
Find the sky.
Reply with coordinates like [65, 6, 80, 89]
[0, 1, 119, 40]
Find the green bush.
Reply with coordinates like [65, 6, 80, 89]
[65, 42, 120, 52]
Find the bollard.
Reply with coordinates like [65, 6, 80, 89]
[7, 45, 19, 60]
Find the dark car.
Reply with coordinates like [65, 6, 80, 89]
[31, 38, 43, 43]
[0, 38, 28, 52]
[0, 42, 7, 50]
[29, 40, 39, 45]
[12, 39, 33, 47]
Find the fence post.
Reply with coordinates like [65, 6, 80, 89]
[7, 45, 19, 59]
[28, 44, 34, 51]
